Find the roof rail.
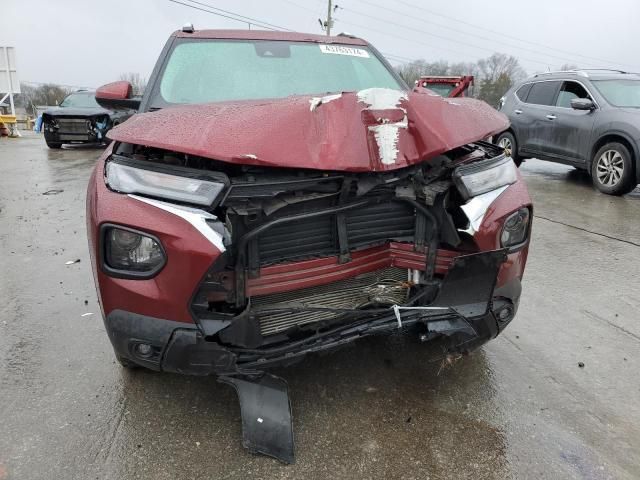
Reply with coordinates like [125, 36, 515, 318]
[533, 70, 588, 78]
[577, 68, 628, 74]
[533, 68, 634, 79]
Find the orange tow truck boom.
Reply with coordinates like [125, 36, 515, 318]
[417, 75, 474, 98]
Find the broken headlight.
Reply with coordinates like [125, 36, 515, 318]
[453, 156, 517, 199]
[102, 225, 165, 277]
[105, 156, 227, 207]
[501, 207, 531, 248]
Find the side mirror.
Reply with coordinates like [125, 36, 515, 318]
[571, 98, 595, 111]
[95, 81, 141, 111]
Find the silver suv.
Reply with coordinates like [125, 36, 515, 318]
[496, 69, 640, 195]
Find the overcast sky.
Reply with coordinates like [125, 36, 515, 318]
[2, 0, 639, 89]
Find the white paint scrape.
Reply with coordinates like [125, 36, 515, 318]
[357, 88, 407, 110]
[357, 88, 408, 165]
[309, 93, 342, 112]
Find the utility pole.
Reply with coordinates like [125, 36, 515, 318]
[318, 1, 337, 36]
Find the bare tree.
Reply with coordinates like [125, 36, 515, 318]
[17, 83, 71, 115]
[476, 53, 526, 106]
[477, 53, 526, 85]
[118, 72, 147, 96]
[393, 52, 526, 105]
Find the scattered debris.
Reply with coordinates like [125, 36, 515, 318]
[42, 189, 64, 195]
[578, 362, 585, 368]
[65, 259, 81, 265]
[81, 313, 94, 317]
[438, 353, 462, 375]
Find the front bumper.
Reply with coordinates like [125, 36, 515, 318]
[104, 249, 520, 375]
[88, 151, 531, 375]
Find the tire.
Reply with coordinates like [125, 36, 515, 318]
[495, 132, 522, 167]
[45, 139, 62, 149]
[591, 142, 637, 195]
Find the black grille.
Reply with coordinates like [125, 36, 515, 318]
[57, 119, 89, 134]
[254, 200, 416, 265]
[257, 215, 336, 263]
[345, 201, 415, 249]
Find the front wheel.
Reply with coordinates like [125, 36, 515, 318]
[495, 132, 522, 167]
[45, 139, 62, 149]
[591, 142, 637, 195]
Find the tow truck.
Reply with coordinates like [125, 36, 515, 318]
[417, 75, 474, 98]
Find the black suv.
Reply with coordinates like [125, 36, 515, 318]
[496, 70, 640, 195]
[42, 90, 133, 149]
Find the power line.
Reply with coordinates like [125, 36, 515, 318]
[345, 0, 612, 69]
[182, 0, 293, 31]
[389, 0, 639, 70]
[167, 0, 283, 31]
[279, 0, 519, 68]
[335, 5, 596, 69]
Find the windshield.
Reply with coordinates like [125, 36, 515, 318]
[153, 39, 402, 106]
[60, 92, 100, 108]
[592, 79, 640, 108]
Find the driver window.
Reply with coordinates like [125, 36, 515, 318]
[556, 81, 591, 108]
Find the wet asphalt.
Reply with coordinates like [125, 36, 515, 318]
[1, 133, 639, 480]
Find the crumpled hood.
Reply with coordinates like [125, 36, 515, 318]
[43, 106, 111, 117]
[108, 88, 509, 172]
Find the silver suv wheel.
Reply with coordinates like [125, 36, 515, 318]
[591, 142, 636, 195]
[595, 150, 624, 187]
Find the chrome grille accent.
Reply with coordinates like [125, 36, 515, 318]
[252, 267, 409, 336]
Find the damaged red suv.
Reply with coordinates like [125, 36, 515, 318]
[88, 28, 531, 462]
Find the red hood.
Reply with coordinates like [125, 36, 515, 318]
[108, 88, 508, 172]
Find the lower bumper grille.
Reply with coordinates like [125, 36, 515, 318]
[58, 119, 89, 134]
[252, 267, 409, 336]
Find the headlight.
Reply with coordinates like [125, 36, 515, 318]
[453, 156, 517, 199]
[105, 157, 227, 207]
[501, 207, 531, 248]
[102, 225, 165, 277]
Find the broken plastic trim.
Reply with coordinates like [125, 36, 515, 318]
[219, 374, 295, 464]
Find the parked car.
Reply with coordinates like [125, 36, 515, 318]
[42, 90, 133, 149]
[496, 70, 640, 195]
[87, 27, 532, 462]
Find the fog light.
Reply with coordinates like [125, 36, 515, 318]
[135, 343, 153, 357]
[103, 225, 165, 277]
[501, 208, 531, 248]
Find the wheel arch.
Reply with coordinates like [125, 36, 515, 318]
[590, 132, 639, 181]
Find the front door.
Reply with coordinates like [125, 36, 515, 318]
[543, 80, 597, 163]
[518, 80, 562, 155]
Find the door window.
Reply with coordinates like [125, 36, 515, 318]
[525, 81, 561, 106]
[556, 81, 591, 108]
[515, 83, 532, 101]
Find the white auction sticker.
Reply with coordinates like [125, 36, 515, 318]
[319, 44, 370, 58]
